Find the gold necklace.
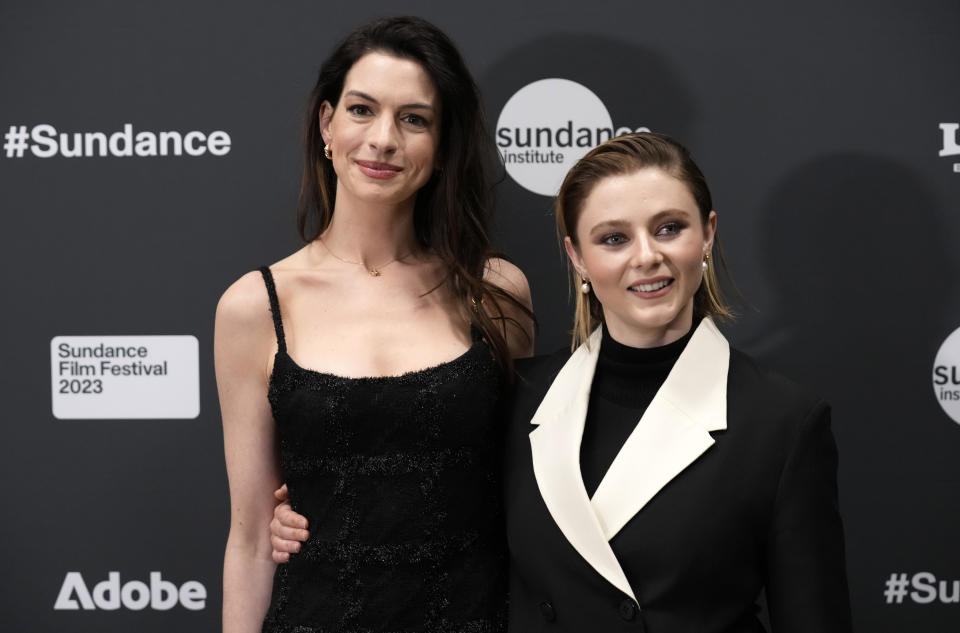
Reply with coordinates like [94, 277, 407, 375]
[318, 238, 412, 277]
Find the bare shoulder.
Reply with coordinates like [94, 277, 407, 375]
[216, 269, 273, 331]
[483, 257, 532, 309]
[483, 257, 534, 358]
[214, 269, 279, 385]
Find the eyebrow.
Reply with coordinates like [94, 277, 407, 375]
[343, 90, 436, 112]
[587, 219, 630, 235]
[586, 209, 695, 235]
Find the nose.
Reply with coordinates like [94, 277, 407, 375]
[630, 233, 662, 268]
[368, 114, 399, 154]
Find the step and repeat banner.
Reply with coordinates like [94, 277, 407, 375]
[2, 1, 958, 632]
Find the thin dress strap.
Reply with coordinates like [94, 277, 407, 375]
[258, 266, 287, 353]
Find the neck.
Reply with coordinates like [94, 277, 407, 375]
[604, 309, 696, 349]
[318, 192, 420, 267]
[593, 325, 693, 408]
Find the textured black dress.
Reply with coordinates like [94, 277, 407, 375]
[258, 267, 508, 633]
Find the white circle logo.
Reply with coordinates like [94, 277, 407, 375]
[933, 326, 960, 425]
[496, 78, 648, 197]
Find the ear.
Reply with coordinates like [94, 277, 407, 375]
[703, 210, 718, 252]
[319, 101, 335, 145]
[563, 236, 587, 279]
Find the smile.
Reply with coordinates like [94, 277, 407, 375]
[355, 160, 403, 179]
[628, 279, 672, 292]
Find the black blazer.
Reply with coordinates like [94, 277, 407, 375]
[504, 319, 851, 633]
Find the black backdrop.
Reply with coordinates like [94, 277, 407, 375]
[2, 1, 959, 631]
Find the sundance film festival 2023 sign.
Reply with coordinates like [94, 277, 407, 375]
[51, 336, 200, 420]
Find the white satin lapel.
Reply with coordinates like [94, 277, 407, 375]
[528, 327, 637, 601]
[591, 318, 730, 540]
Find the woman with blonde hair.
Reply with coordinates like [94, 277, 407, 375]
[504, 132, 851, 632]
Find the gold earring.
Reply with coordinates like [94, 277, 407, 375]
[324, 144, 332, 160]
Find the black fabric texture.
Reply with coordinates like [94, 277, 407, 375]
[258, 267, 507, 633]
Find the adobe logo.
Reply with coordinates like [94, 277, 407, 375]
[53, 571, 206, 611]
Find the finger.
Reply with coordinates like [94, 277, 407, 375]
[273, 484, 289, 501]
[270, 514, 310, 541]
[272, 522, 310, 543]
[272, 550, 290, 564]
[270, 532, 303, 554]
[276, 505, 309, 530]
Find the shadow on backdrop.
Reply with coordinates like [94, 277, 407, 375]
[755, 154, 955, 402]
[754, 153, 960, 630]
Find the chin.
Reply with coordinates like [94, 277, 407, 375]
[625, 314, 690, 339]
[355, 185, 412, 204]
[633, 305, 681, 325]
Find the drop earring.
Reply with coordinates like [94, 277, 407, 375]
[580, 278, 591, 294]
[702, 254, 709, 272]
[324, 144, 332, 159]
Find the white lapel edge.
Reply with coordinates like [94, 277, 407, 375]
[528, 327, 638, 600]
[590, 317, 730, 540]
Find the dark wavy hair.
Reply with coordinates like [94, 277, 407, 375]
[556, 132, 734, 349]
[297, 16, 531, 370]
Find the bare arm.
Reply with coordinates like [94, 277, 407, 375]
[217, 272, 283, 633]
[483, 257, 535, 359]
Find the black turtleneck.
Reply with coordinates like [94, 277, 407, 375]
[580, 326, 695, 498]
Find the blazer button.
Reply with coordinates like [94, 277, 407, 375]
[619, 598, 638, 621]
[539, 600, 556, 622]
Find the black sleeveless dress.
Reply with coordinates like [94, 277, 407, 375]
[258, 267, 508, 633]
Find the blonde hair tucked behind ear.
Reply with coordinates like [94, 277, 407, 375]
[556, 132, 734, 351]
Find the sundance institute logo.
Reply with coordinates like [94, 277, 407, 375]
[933, 326, 960, 425]
[496, 78, 649, 196]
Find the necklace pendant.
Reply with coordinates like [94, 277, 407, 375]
[368, 268, 381, 277]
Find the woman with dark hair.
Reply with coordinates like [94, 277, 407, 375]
[216, 16, 532, 633]
[273, 132, 852, 632]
